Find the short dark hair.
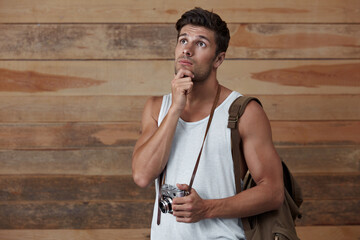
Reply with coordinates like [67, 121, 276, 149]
[175, 7, 230, 56]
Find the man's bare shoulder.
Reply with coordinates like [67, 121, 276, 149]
[238, 99, 270, 136]
[143, 96, 163, 123]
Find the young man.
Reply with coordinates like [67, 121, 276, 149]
[132, 8, 284, 239]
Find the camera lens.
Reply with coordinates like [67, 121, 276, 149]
[159, 197, 173, 213]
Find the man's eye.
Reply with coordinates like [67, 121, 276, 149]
[180, 39, 187, 44]
[198, 42, 206, 47]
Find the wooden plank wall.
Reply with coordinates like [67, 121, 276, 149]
[0, 0, 359, 239]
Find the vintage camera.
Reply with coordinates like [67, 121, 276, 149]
[159, 184, 187, 214]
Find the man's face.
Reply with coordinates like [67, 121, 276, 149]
[174, 24, 218, 82]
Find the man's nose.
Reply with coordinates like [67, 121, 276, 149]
[183, 47, 193, 57]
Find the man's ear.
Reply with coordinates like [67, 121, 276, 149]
[213, 52, 226, 69]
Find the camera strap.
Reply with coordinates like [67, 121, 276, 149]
[157, 84, 221, 225]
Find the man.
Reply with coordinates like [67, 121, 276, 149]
[132, 8, 284, 239]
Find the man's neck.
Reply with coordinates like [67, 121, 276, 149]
[180, 75, 220, 122]
[186, 76, 219, 105]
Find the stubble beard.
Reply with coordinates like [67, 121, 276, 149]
[174, 61, 213, 83]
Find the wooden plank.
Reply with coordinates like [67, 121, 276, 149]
[0, 227, 359, 240]
[0, 199, 357, 228]
[0, 123, 141, 149]
[294, 173, 360, 200]
[0, 146, 358, 175]
[0, 24, 176, 60]
[1, 60, 360, 96]
[0, 175, 155, 202]
[0, 0, 359, 23]
[1, 24, 359, 60]
[0, 229, 151, 240]
[0, 96, 148, 123]
[296, 199, 360, 226]
[228, 24, 360, 59]
[259, 94, 360, 121]
[0, 201, 154, 229]
[1, 121, 358, 150]
[296, 226, 360, 240]
[271, 121, 360, 146]
[1, 173, 357, 202]
[278, 146, 360, 173]
[0, 148, 135, 175]
[1, 95, 359, 123]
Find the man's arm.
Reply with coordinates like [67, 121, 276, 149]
[172, 101, 284, 222]
[132, 70, 194, 188]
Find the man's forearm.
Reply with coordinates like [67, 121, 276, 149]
[204, 184, 284, 220]
[132, 106, 181, 188]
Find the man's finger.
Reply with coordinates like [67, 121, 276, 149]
[175, 69, 194, 79]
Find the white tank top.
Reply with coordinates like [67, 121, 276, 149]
[151, 91, 246, 240]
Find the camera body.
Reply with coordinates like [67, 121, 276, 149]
[159, 184, 186, 213]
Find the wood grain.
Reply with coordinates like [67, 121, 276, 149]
[1, 60, 360, 96]
[294, 173, 360, 200]
[228, 24, 360, 59]
[258, 94, 360, 121]
[0, 123, 141, 149]
[278, 146, 360, 173]
[0, 146, 358, 175]
[296, 226, 360, 240]
[1, 24, 359, 60]
[0, 199, 358, 228]
[0, 95, 359, 123]
[0, 175, 155, 202]
[0, 173, 357, 202]
[0, 0, 359, 23]
[0, 229, 151, 240]
[0, 201, 154, 229]
[1, 121, 358, 149]
[271, 121, 360, 146]
[0, 227, 359, 240]
[0, 148, 135, 175]
[0, 96, 148, 123]
[296, 199, 360, 226]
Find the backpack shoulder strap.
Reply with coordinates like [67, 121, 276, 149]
[228, 96, 262, 194]
[228, 96, 262, 129]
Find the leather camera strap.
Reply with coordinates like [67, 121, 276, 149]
[157, 84, 221, 225]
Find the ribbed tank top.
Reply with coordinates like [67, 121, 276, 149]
[151, 91, 246, 240]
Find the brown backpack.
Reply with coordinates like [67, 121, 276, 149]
[228, 96, 303, 240]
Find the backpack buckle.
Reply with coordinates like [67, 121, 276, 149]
[227, 115, 239, 129]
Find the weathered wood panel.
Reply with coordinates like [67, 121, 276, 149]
[296, 226, 360, 240]
[0, 174, 358, 202]
[0, 199, 358, 228]
[0, 201, 154, 229]
[0, 96, 148, 123]
[0, 229, 152, 240]
[1, 24, 359, 60]
[1, 95, 359, 123]
[0, 123, 141, 149]
[0, 148, 134, 175]
[270, 121, 360, 146]
[0, 121, 358, 149]
[0, 175, 155, 202]
[0, 146, 358, 175]
[278, 146, 360, 173]
[227, 24, 360, 59]
[1, 60, 360, 96]
[259, 94, 360, 121]
[0, 226, 359, 240]
[295, 173, 360, 200]
[0, 0, 359, 23]
[296, 199, 360, 226]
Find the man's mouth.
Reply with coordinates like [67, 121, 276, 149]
[178, 58, 193, 66]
